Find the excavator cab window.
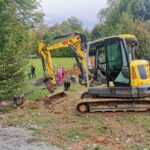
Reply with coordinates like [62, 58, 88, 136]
[89, 37, 130, 87]
[105, 38, 129, 86]
[91, 38, 130, 86]
[88, 41, 107, 83]
[95, 44, 107, 83]
[106, 40, 123, 80]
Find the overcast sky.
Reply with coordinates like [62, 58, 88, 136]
[41, 0, 107, 29]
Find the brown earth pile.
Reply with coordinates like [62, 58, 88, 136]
[66, 56, 95, 76]
[66, 66, 80, 75]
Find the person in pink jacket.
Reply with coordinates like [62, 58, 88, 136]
[57, 65, 64, 85]
[57, 74, 63, 85]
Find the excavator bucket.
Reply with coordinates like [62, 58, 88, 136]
[44, 90, 68, 105]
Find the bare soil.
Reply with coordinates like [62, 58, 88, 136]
[0, 86, 150, 150]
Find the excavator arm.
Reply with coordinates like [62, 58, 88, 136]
[39, 32, 87, 88]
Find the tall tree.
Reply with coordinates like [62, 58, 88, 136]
[43, 17, 84, 57]
[0, 0, 43, 100]
[61, 16, 83, 33]
[98, 0, 150, 23]
[93, 0, 150, 60]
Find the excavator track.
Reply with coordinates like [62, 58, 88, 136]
[76, 97, 150, 113]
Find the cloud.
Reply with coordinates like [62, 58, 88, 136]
[41, 0, 107, 29]
[43, 16, 53, 26]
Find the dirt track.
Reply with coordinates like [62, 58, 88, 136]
[0, 125, 61, 150]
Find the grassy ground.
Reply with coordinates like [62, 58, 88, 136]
[0, 58, 150, 150]
[26, 57, 76, 78]
[25, 58, 76, 100]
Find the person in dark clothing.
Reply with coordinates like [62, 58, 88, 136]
[63, 74, 71, 91]
[31, 65, 36, 79]
[64, 81, 70, 91]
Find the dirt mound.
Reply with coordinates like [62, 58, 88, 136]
[66, 56, 95, 76]
[66, 66, 80, 75]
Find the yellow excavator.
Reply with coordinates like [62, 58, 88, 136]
[39, 32, 87, 102]
[77, 34, 150, 113]
[39, 32, 150, 112]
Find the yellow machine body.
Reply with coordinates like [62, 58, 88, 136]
[39, 33, 87, 86]
[130, 60, 150, 86]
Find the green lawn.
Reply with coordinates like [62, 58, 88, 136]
[26, 57, 76, 79]
[25, 57, 77, 100]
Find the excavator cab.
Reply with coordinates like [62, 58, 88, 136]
[88, 35, 129, 87]
[94, 35, 130, 87]
[87, 34, 150, 98]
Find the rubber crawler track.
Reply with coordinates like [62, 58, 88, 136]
[76, 97, 150, 113]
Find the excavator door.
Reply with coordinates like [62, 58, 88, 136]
[94, 37, 130, 87]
